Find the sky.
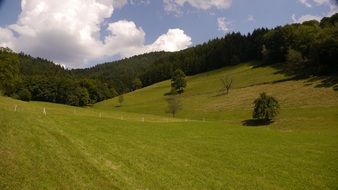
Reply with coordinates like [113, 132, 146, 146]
[0, 0, 337, 68]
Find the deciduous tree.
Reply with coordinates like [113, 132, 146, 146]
[253, 92, 280, 121]
[166, 95, 182, 118]
[220, 76, 233, 95]
[171, 69, 187, 94]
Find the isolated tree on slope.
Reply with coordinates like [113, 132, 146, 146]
[171, 69, 187, 94]
[166, 95, 182, 118]
[253, 92, 280, 121]
[118, 95, 124, 107]
[220, 76, 232, 95]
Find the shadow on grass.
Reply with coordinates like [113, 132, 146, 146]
[308, 77, 338, 91]
[266, 62, 338, 91]
[163, 92, 173, 96]
[212, 91, 229, 97]
[242, 119, 274, 127]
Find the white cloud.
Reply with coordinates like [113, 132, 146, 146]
[298, 0, 331, 7]
[103, 23, 191, 57]
[113, 0, 128, 8]
[103, 20, 146, 57]
[293, 0, 337, 23]
[147, 29, 192, 52]
[164, 0, 183, 16]
[114, 0, 150, 8]
[0, 0, 192, 68]
[298, 0, 312, 7]
[164, 0, 232, 15]
[292, 14, 322, 23]
[217, 17, 231, 33]
[328, 3, 338, 16]
[312, 0, 330, 5]
[247, 15, 255, 21]
[0, 28, 16, 48]
[130, 0, 151, 5]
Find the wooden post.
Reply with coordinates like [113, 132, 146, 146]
[14, 105, 17, 112]
[43, 107, 46, 116]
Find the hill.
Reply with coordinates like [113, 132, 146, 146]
[1, 63, 337, 189]
[1, 13, 337, 106]
[95, 62, 338, 129]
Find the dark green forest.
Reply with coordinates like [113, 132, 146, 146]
[0, 14, 337, 106]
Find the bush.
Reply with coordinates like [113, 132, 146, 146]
[17, 89, 32, 102]
[253, 92, 280, 121]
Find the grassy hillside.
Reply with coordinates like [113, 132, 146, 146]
[95, 62, 338, 130]
[1, 63, 338, 189]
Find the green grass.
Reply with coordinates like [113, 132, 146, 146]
[1, 62, 338, 189]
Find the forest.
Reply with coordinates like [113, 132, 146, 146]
[0, 13, 337, 106]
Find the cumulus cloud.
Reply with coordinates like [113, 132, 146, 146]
[217, 17, 232, 33]
[292, 14, 322, 23]
[101, 21, 192, 57]
[147, 29, 192, 52]
[164, 0, 232, 15]
[103, 20, 146, 57]
[0, 28, 16, 48]
[293, 0, 337, 23]
[0, 0, 192, 68]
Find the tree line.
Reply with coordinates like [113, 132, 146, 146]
[0, 13, 337, 106]
[0, 48, 116, 106]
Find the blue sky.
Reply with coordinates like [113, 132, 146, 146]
[110, 0, 335, 44]
[0, 0, 336, 68]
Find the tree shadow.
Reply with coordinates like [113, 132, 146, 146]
[266, 62, 338, 91]
[164, 92, 173, 96]
[241, 119, 274, 127]
[311, 77, 338, 91]
[212, 91, 228, 97]
[298, 76, 338, 91]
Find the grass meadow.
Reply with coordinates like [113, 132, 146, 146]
[1, 63, 337, 189]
